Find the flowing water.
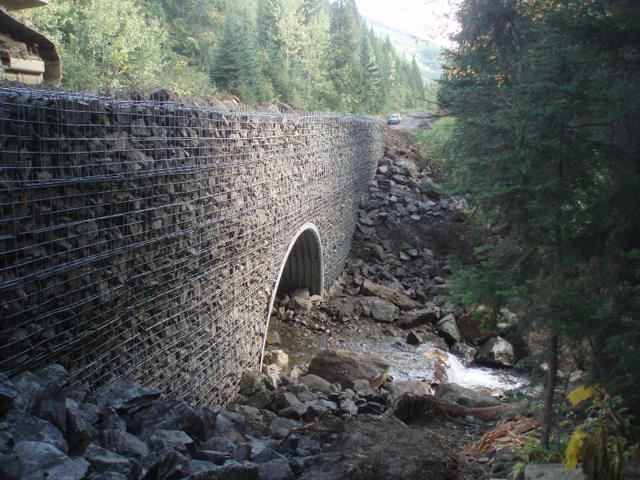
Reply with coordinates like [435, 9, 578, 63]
[271, 318, 528, 395]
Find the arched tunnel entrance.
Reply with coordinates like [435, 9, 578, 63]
[261, 224, 324, 365]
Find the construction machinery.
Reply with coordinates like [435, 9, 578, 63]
[0, 0, 60, 86]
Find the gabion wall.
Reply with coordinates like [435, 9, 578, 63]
[0, 87, 384, 405]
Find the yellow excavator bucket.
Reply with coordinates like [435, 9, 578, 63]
[0, 0, 61, 86]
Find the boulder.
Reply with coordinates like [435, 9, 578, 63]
[476, 336, 516, 367]
[436, 313, 462, 345]
[361, 279, 421, 310]
[384, 380, 431, 402]
[263, 350, 289, 371]
[434, 382, 502, 408]
[93, 382, 161, 411]
[13, 440, 69, 477]
[451, 343, 477, 367]
[299, 374, 335, 394]
[2, 409, 68, 453]
[396, 307, 438, 329]
[359, 296, 399, 322]
[84, 442, 133, 477]
[307, 349, 390, 388]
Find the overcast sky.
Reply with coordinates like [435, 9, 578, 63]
[355, 0, 459, 46]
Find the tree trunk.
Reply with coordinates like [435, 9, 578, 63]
[540, 333, 559, 448]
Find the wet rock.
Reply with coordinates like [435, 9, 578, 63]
[436, 313, 462, 345]
[307, 349, 390, 389]
[361, 279, 421, 310]
[451, 343, 477, 366]
[359, 296, 399, 322]
[434, 382, 501, 408]
[384, 380, 431, 402]
[406, 330, 425, 345]
[476, 336, 516, 367]
[263, 350, 289, 371]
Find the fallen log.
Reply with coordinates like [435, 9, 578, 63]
[394, 393, 527, 423]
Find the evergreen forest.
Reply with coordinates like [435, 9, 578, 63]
[432, 0, 640, 467]
[20, 0, 431, 114]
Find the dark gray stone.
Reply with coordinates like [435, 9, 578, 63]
[100, 429, 149, 460]
[307, 349, 390, 389]
[436, 313, 462, 345]
[24, 458, 90, 480]
[201, 434, 235, 453]
[0, 374, 17, 414]
[257, 458, 294, 480]
[14, 440, 69, 476]
[139, 399, 207, 440]
[476, 336, 516, 367]
[3, 409, 68, 453]
[93, 382, 161, 411]
[193, 449, 230, 465]
[233, 442, 252, 461]
[84, 442, 132, 477]
[147, 429, 194, 453]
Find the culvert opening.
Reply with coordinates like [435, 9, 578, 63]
[262, 224, 324, 367]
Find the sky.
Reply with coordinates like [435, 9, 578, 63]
[355, 0, 459, 46]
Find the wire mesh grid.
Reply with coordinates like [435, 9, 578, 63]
[0, 87, 384, 405]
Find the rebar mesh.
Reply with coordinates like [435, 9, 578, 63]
[0, 87, 384, 405]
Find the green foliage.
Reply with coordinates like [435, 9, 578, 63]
[417, 117, 455, 178]
[20, 0, 430, 112]
[565, 386, 638, 480]
[439, 0, 640, 412]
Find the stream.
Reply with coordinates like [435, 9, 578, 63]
[269, 317, 528, 396]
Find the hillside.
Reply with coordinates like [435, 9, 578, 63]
[364, 16, 442, 80]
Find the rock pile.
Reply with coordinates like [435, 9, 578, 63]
[270, 139, 518, 372]
[0, 348, 437, 480]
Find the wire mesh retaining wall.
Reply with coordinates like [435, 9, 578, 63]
[0, 87, 384, 405]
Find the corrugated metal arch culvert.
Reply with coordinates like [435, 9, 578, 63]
[260, 223, 323, 367]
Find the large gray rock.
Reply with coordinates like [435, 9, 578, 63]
[476, 336, 516, 367]
[13, 440, 69, 476]
[384, 380, 431, 402]
[138, 399, 207, 440]
[436, 313, 462, 345]
[361, 279, 421, 310]
[299, 374, 335, 394]
[263, 350, 289, 371]
[307, 349, 390, 388]
[2, 409, 68, 453]
[434, 382, 502, 408]
[100, 429, 149, 460]
[25, 458, 90, 480]
[396, 306, 438, 329]
[359, 296, 399, 322]
[84, 442, 133, 477]
[93, 382, 161, 411]
[148, 429, 194, 453]
[257, 458, 294, 480]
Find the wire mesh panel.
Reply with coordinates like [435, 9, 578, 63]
[0, 87, 384, 405]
